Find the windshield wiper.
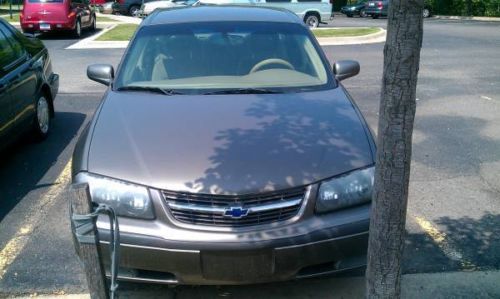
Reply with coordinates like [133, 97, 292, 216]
[204, 88, 284, 95]
[117, 86, 184, 95]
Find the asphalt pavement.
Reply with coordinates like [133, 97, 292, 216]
[0, 16, 499, 297]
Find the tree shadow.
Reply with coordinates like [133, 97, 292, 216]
[0, 111, 85, 221]
[404, 213, 500, 273]
[183, 93, 374, 195]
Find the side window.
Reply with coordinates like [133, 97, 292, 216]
[71, 0, 83, 5]
[0, 23, 24, 64]
[0, 30, 14, 71]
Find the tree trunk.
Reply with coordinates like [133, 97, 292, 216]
[365, 0, 424, 298]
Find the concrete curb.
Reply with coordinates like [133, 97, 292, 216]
[97, 13, 142, 24]
[433, 15, 500, 22]
[316, 28, 386, 46]
[66, 26, 386, 49]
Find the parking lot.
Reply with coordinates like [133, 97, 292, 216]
[0, 15, 499, 297]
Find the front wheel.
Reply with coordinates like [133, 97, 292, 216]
[347, 13, 353, 18]
[304, 14, 320, 28]
[360, 9, 367, 18]
[372, 14, 379, 19]
[32, 94, 51, 141]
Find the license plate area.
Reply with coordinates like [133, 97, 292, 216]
[201, 250, 274, 281]
[40, 23, 50, 30]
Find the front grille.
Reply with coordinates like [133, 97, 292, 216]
[162, 187, 306, 227]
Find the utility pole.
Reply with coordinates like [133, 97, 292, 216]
[365, 0, 424, 298]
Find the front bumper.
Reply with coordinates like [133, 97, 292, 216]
[95, 206, 370, 284]
[71, 180, 370, 285]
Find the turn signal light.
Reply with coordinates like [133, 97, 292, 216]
[68, 11, 76, 18]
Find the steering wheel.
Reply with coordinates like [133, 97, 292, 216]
[249, 58, 295, 74]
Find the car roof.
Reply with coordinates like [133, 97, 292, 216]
[143, 5, 303, 26]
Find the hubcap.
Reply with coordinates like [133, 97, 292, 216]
[307, 17, 318, 27]
[37, 97, 49, 134]
[423, 9, 430, 18]
[77, 22, 81, 35]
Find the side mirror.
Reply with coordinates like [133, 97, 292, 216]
[87, 64, 114, 86]
[333, 60, 360, 81]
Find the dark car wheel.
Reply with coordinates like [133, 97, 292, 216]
[304, 13, 320, 28]
[423, 8, 430, 18]
[372, 14, 379, 19]
[91, 15, 97, 31]
[74, 19, 82, 38]
[346, 13, 353, 17]
[32, 94, 51, 141]
[129, 5, 140, 16]
[360, 9, 367, 18]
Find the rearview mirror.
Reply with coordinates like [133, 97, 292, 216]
[333, 60, 360, 81]
[23, 32, 41, 39]
[87, 64, 114, 86]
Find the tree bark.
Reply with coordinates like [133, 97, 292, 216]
[365, 0, 424, 298]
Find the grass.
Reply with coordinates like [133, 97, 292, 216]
[312, 27, 381, 38]
[0, 12, 19, 22]
[96, 23, 138, 41]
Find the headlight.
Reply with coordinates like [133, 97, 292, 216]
[316, 166, 374, 213]
[76, 173, 155, 219]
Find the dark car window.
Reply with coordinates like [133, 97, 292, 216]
[116, 21, 333, 93]
[0, 23, 24, 70]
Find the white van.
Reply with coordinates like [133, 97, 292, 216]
[198, 0, 333, 27]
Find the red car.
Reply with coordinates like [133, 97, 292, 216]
[20, 0, 96, 37]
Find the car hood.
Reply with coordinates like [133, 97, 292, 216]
[87, 88, 374, 195]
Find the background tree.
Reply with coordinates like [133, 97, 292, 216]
[365, 0, 424, 298]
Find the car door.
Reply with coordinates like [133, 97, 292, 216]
[0, 27, 17, 143]
[0, 22, 39, 132]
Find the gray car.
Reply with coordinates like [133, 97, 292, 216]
[71, 6, 376, 285]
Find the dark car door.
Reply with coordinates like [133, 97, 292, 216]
[0, 22, 39, 132]
[0, 26, 17, 142]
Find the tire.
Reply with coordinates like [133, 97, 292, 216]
[360, 9, 367, 18]
[372, 14, 379, 19]
[129, 5, 140, 17]
[91, 15, 96, 31]
[32, 94, 51, 141]
[73, 19, 82, 38]
[423, 8, 430, 18]
[304, 13, 320, 28]
[347, 14, 353, 18]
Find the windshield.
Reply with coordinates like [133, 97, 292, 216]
[115, 21, 333, 93]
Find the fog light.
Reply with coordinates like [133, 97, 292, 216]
[56, 24, 62, 28]
[28, 24, 33, 28]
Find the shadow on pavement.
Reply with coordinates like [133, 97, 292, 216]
[0, 111, 85, 221]
[37, 28, 103, 40]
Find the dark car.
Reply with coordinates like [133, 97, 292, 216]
[340, 0, 367, 17]
[0, 19, 59, 151]
[112, 0, 156, 16]
[21, 0, 96, 37]
[364, 0, 432, 19]
[71, 6, 376, 285]
[363, 0, 388, 18]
